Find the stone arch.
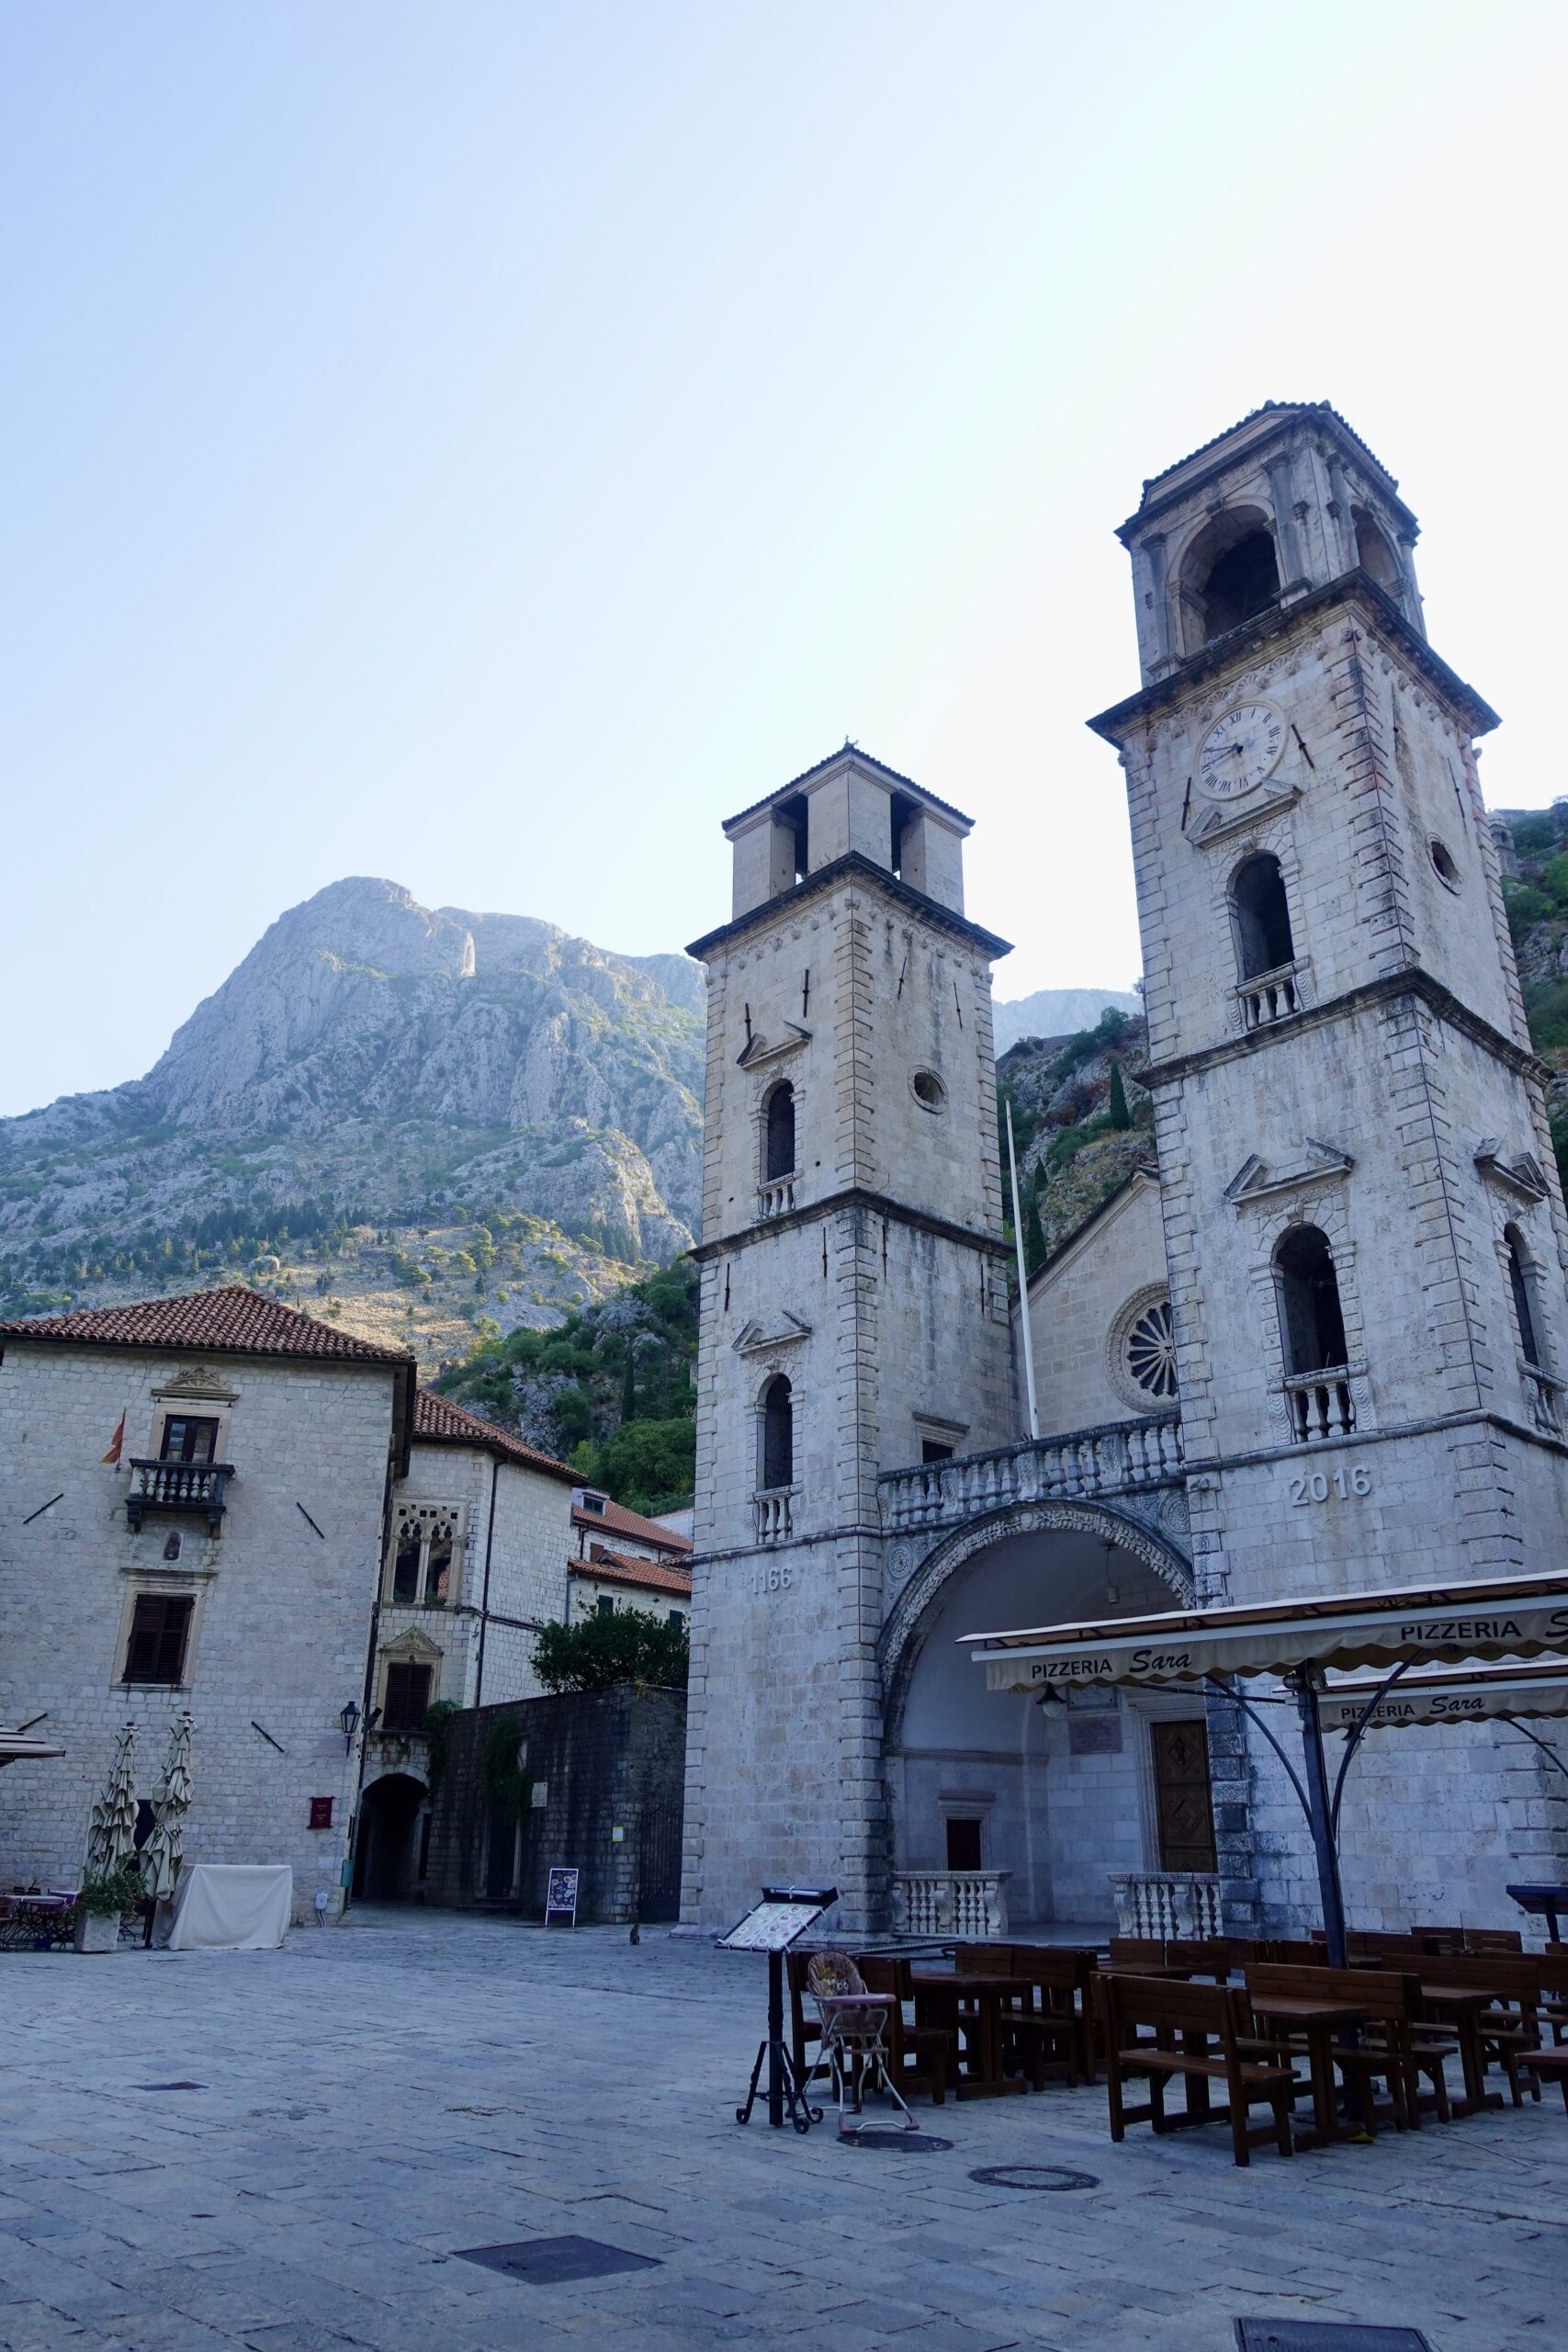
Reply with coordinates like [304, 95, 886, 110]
[880, 1498, 1194, 1751]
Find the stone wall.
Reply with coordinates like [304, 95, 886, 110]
[1021, 1170, 1168, 1436]
[423, 1683, 686, 1922]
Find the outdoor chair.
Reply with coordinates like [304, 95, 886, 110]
[1099, 1972, 1299, 2166]
[1536, 1950, 1568, 2044]
[854, 1954, 950, 2104]
[1383, 1951, 1545, 2105]
[1003, 1948, 1099, 2087]
[1242, 1961, 1454, 2133]
[1520, 2045, 1568, 2113]
[1107, 1936, 1170, 1971]
[805, 1950, 918, 2135]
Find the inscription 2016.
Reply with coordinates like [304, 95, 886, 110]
[1289, 1464, 1372, 1505]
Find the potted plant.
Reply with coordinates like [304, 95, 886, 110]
[73, 1863, 142, 1952]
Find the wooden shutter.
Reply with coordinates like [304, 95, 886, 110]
[382, 1662, 433, 1732]
[124, 1595, 193, 1685]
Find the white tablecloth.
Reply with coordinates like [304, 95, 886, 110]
[163, 1864, 292, 1950]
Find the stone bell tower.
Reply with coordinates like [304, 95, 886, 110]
[1090, 402, 1568, 1924]
[679, 747, 1017, 1930]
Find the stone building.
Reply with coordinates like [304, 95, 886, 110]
[567, 1485, 693, 1626]
[681, 402, 1568, 1938]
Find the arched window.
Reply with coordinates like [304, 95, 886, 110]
[1274, 1226, 1349, 1376]
[763, 1081, 795, 1182]
[1231, 854, 1295, 980]
[761, 1374, 794, 1490]
[1506, 1225, 1541, 1368]
[1353, 507, 1403, 600]
[1176, 509, 1281, 653]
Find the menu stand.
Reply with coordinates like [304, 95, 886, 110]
[720, 1883, 838, 2135]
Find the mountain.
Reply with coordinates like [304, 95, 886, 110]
[0, 878, 705, 1366]
[991, 987, 1142, 1056]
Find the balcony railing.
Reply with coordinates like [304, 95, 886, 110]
[757, 1174, 796, 1218]
[1236, 960, 1301, 1031]
[1283, 1367, 1356, 1443]
[126, 1458, 234, 1533]
[877, 1414, 1183, 1535]
[891, 1870, 1011, 1939]
[1110, 1871, 1223, 1939]
[1523, 1364, 1562, 1436]
[753, 1486, 795, 1544]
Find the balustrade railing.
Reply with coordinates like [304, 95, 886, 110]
[753, 1486, 795, 1544]
[1109, 1870, 1224, 1939]
[1523, 1365, 1562, 1436]
[757, 1174, 796, 1217]
[1283, 1367, 1356, 1443]
[891, 1871, 1011, 1939]
[1236, 960, 1301, 1031]
[878, 1414, 1182, 1533]
[125, 1458, 233, 1533]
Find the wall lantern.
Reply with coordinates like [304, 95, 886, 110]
[339, 1701, 361, 1750]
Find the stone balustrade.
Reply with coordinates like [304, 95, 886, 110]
[1235, 959, 1301, 1031]
[753, 1487, 795, 1544]
[756, 1175, 795, 1217]
[1108, 1870, 1224, 1939]
[891, 1870, 1011, 1939]
[1283, 1367, 1357, 1442]
[877, 1414, 1183, 1535]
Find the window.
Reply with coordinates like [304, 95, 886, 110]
[761, 1374, 794, 1490]
[1506, 1226, 1541, 1368]
[1124, 1297, 1179, 1401]
[763, 1081, 796, 1182]
[580, 1489, 607, 1515]
[920, 1439, 954, 1464]
[385, 1510, 459, 1607]
[945, 1817, 983, 1871]
[668, 1609, 684, 1630]
[160, 1416, 219, 1464]
[910, 1069, 947, 1113]
[1353, 508, 1403, 599]
[1231, 854, 1295, 981]
[123, 1594, 193, 1686]
[1200, 530, 1280, 640]
[596, 1595, 615, 1618]
[391, 1533, 423, 1604]
[1274, 1226, 1348, 1375]
[381, 1661, 433, 1733]
[1429, 837, 1461, 892]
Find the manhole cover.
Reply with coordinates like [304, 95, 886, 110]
[968, 2164, 1100, 2192]
[131, 2081, 208, 2092]
[1235, 2325, 1434, 2351]
[455, 2236, 661, 2285]
[838, 2130, 953, 2151]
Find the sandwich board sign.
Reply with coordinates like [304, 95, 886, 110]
[545, 1867, 580, 1928]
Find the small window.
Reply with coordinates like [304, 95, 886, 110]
[911, 1069, 947, 1114]
[391, 1535, 423, 1605]
[580, 1491, 607, 1515]
[668, 1609, 684, 1630]
[1201, 530, 1280, 641]
[1353, 507, 1403, 598]
[160, 1417, 219, 1464]
[596, 1595, 615, 1618]
[123, 1594, 193, 1686]
[1429, 838, 1461, 892]
[425, 1539, 453, 1607]
[763, 1081, 796, 1181]
[1506, 1225, 1541, 1368]
[1275, 1226, 1349, 1375]
[920, 1438, 954, 1464]
[945, 1816, 983, 1871]
[1124, 1297, 1179, 1400]
[381, 1661, 433, 1733]
[761, 1373, 794, 1491]
[1231, 854, 1295, 981]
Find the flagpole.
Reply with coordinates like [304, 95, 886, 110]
[1006, 1101, 1040, 1442]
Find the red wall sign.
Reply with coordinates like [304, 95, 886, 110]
[309, 1796, 333, 1830]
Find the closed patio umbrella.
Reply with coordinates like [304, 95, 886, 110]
[86, 1722, 139, 1879]
[141, 1713, 194, 1903]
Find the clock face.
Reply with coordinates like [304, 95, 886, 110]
[1195, 701, 1286, 801]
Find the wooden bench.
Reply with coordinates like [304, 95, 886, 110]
[1243, 1961, 1453, 2133]
[855, 1954, 950, 2104]
[1520, 2045, 1568, 2113]
[1099, 1973, 1299, 2165]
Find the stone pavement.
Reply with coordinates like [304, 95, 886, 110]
[2, 1908, 1564, 2352]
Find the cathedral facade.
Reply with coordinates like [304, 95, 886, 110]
[680, 403, 1568, 1937]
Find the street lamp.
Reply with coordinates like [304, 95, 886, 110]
[339, 1701, 361, 1752]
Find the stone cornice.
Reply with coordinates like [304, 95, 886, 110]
[685, 851, 1013, 965]
[1138, 969, 1546, 1093]
[1086, 570, 1500, 745]
[690, 1185, 1011, 1265]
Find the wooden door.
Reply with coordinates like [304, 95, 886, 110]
[1151, 1719, 1216, 1872]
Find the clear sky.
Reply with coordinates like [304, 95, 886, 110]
[5, 2, 1565, 1117]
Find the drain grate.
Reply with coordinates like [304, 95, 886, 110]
[968, 2163, 1100, 2192]
[131, 2081, 208, 2092]
[1235, 2324, 1434, 2351]
[838, 2130, 953, 2151]
[455, 2235, 661, 2285]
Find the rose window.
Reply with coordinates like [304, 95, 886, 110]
[1124, 1298, 1178, 1400]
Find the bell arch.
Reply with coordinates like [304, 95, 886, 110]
[879, 1497, 1194, 1751]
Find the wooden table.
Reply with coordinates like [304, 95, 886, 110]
[1416, 1984, 1506, 2116]
[1247, 1992, 1370, 2145]
[909, 1970, 1027, 2099]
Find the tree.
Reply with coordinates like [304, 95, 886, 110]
[1023, 1186, 1047, 1275]
[532, 1608, 689, 1693]
[1108, 1061, 1131, 1130]
[621, 1340, 637, 1423]
[571, 1417, 694, 1515]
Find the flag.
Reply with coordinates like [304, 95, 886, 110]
[101, 1412, 126, 1466]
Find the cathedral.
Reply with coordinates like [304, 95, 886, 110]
[679, 402, 1568, 1937]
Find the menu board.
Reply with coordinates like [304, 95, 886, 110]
[545, 1866, 580, 1926]
[718, 1891, 835, 1951]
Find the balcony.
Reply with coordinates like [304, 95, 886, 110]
[753, 1486, 795, 1544]
[125, 1458, 234, 1534]
[877, 1414, 1183, 1536]
[1235, 959, 1302, 1031]
[1522, 1364, 1562, 1437]
[757, 1174, 796, 1218]
[1283, 1368, 1356, 1443]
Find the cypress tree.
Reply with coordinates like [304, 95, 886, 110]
[621, 1341, 637, 1424]
[1108, 1061, 1131, 1130]
[1023, 1186, 1047, 1273]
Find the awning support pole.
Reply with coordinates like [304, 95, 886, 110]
[1292, 1669, 1348, 1971]
[1509, 1720, 1568, 1786]
[1329, 1657, 1416, 1838]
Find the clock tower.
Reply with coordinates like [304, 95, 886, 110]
[1091, 403, 1568, 1923]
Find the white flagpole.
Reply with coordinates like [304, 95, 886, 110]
[1006, 1100, 1040, 1441]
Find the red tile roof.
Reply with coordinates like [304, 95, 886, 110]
[572, 1494, 693, 1555]
[569, 1549, 694, 1600]
[413, 1387, 576, 1482]
[0, 1285, 414, 1365]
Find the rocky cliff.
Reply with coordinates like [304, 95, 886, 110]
[0, 879, 705, 1362]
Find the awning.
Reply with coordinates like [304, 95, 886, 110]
[0, 1729, 66, 1770]
[964, 1570, 1568, 1693]
[1318, 1658, 1568, 1732]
